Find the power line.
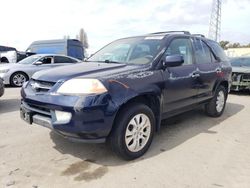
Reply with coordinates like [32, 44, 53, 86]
[208, 0, 222, 42]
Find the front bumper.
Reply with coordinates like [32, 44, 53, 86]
[231, 81, 250, 91]
[20, 86, 117, 143]
[231, 73, 250, 91]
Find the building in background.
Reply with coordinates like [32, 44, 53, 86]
[225, 48, 250, 57]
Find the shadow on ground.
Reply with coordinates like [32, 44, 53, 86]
[50, 102, 244, 166]
[0, 99, 20, 114]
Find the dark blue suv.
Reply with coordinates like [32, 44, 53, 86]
[20, 31, 232, 160]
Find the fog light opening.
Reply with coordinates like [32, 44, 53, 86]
[55, 110, 72, 124]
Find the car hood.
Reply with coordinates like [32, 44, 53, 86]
[32, 62, 136, 82]
[232, 67, 250, 73]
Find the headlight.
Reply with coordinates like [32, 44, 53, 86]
[57, 78, 107, 95]
[0, 69, 9, 73]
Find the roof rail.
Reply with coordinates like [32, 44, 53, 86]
[150, 31, 191, 35]
[192, 34, 205, 38]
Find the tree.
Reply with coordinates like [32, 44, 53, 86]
[79, 28, 89, 49]
[219, 41, 230, 49]
[228, 43, 241, 48]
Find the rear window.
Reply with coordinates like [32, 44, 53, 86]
[207, 40, 228, 62]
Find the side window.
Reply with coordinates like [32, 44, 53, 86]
[165, 38, 193, 65]
[207, 40, 228, 62]
[193, 38, 213, 64]
[54, 56, 77, 63]
[39, 56, 52, 64]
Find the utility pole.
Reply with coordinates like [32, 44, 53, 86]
[208, 0, 222, 42]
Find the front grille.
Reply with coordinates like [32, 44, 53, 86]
[242, 74, 250, 80]
[29, 79, 55, 93]
[24, 101, 51, 117]
[28, 103, 51, 113]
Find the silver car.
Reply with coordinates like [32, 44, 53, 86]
[0, 54, 81, 87]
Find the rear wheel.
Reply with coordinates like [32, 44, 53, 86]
[10, 72, 28, 87]
[109, 103, 155, 160]
[205, 85, 227, 117]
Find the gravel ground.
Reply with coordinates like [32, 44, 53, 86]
[0, 88, 250, 188]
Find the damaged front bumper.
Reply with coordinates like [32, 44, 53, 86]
[231, 73, 250, 91]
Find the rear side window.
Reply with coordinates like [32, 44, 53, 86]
[54, 56, 77, 63]
[207, 40, 228, 62]
[193, 38, 213, 64]
[165, 38, 193, 65]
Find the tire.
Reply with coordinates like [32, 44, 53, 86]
[109, 103, 155, 160]
[0, 57, 9, 63]
[205, 85, 227, 117]
[10, 72, 28, 87]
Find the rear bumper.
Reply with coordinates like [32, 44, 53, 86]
[0, 73, 10, 85]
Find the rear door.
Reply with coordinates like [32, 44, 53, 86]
[192, 38, 220, 101]
[162, 37, 199, 113]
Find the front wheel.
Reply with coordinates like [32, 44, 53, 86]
[10, 72, 28, 87]
[205, 85, 227, 117]
[109, 103, 155, 160]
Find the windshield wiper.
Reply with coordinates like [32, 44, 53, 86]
[86, 60, 122, 64]
[103, 60, 122, 64]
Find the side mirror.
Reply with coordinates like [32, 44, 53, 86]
[34, 61, 42, 65]
[163, 55, 184, 68]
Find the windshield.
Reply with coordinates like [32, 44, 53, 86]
[231, 57, 250, 67]
[18, 55, 42, 64]
[88, 36, 164, 65]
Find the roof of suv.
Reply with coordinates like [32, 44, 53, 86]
[119, 31, 209, 41]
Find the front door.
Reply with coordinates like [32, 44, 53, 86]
[162, 37, 199, 114]
[31, 56, 54, 75]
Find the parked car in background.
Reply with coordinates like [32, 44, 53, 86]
[0, 78, 4, 98]
[230, 56, 250, 92]
[0, 54, 81, 87]
[0, 39, 85, 64]
[0, 45, 36, 64]
[26, 39, 85, 60]
[20, 31, 231, 160]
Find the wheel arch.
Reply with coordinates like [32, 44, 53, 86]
[10, 71, 29, 84]
[112, 93, 162, 133]
[213, 80, 229, 98]
[0, 57, 9, 63]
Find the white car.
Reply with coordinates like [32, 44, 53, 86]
[0, 54, 81, 87]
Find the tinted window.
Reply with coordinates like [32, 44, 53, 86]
[165, 38, 193, 65]
[208, 40, 228, 61]
[193, 38, 213, 64]
[231, 57, 250, 67]
[54, 56, 77, 63]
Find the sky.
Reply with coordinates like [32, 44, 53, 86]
[0, 0, 250, 53]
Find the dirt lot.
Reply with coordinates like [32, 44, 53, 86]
[0, 88, 250, 188]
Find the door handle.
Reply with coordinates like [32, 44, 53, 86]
[191, 72, 200, 78]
